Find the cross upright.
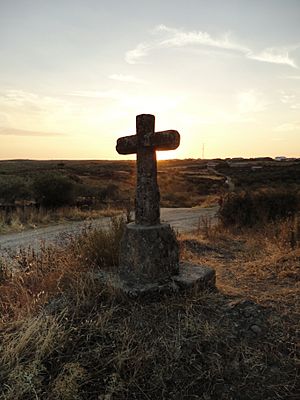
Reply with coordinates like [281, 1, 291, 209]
[116, 114, 180, 225]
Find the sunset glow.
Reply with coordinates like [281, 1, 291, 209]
[0, 0, 299, 160]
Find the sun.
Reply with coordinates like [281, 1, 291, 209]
[157, 149, 179, 161]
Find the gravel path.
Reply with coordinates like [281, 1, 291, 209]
[0, 207, 218, 253]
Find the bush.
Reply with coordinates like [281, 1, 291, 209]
[0, 176, 32, 203]
[33, 173, 75, 208]
[218, 189, 299, 228]
[96, 184, 119, 202]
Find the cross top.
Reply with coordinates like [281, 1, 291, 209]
[116, 114, 180, 225]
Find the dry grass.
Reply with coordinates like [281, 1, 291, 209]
[0, 218, 298, 399]
[181, 217, 299, 360]
[0, 206, 122, 234]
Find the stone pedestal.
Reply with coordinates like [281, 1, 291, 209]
[95, 262, 216, 298]
[115, 221, 216, 295]
[119, 223, 179, 284]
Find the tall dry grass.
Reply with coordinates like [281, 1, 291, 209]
[0, 206, 122, 233]
[0, 216, 298, 399]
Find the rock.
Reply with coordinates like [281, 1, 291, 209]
[173, 262, 216, 291]
[250, 324, 262, 334]
[94, 262, 215, 298]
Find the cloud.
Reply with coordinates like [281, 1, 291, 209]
[67, 90, 122, 99]
[278, 91, 300, 109]
[290, 103, 300, 109]
[285, 75, 300, 80]
[0, 127, 65, 136]
[274, 122, 300, 132]
[108, 74, 147, 84]
[126, 25, 298, 68]
[278, 90, 297, 104]
[247, 48, 297, 68]
[125, 25, 246, 64]
[237, 90, 268, 113]
[154, 24, 247, 52]
[125, 43, 152, 64]
[0, 90, 67, 111]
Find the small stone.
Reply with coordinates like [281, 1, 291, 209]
[173, 263, 215, 290]
[250, 324, 262, 334]
[227, 300, 241, 308]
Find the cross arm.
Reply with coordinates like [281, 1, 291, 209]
[116, 130, 180, 155]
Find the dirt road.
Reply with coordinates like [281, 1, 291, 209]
[0, 207, 218, 253]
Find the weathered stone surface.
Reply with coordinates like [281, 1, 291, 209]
[94, 262, 215, 298]
[116, 114, 180, 226]
[136, 114, 160, 225]
[114, 113, 216, 294]
[119, 223, 179, 284]
[173, 262, 216, 290]
[116, 130, 180, 155]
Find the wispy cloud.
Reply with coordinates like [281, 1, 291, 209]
[125, 43, 151, 64]
[125, 25, 246, 64]
[126, 25, 298, 68]
[0, 127, 65, 136]
[67, 90, 122, 99]
[247, 48, 297, 68]
[274, 122, 300, 132]
[290, 103, 300, 109]
[0, 90, 67, 111]
[279, 90, 296, 104]
[109, 74, 147, 84]
[278, 90, 300, 110]
[153, 24, 247, 52]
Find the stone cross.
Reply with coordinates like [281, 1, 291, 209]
[116, 114, 180, 225]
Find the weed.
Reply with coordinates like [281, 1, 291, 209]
[71, 216, 126, 270]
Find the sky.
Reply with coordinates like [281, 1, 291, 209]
[0, 0, 299, 160]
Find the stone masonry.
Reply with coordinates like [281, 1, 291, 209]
[115, 114, 215, 293]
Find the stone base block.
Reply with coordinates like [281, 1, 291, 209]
[95, 262, 216, 298]
[119, 223, 179, 284]
[173, 262, 216, 291]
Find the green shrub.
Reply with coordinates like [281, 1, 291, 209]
[218, 189, 299, 228]
[0, 176, 32, 203]
[33, 173, 75, 208]
[96, 184, 119, 202]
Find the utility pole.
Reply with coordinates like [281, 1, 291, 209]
[202, 143, 205, 159]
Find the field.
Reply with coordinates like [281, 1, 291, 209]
[0, 158, 224, 232]
[0, 158, 299, 399]
[0, 158, 225, 208]
[0, 158, 299, 232]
